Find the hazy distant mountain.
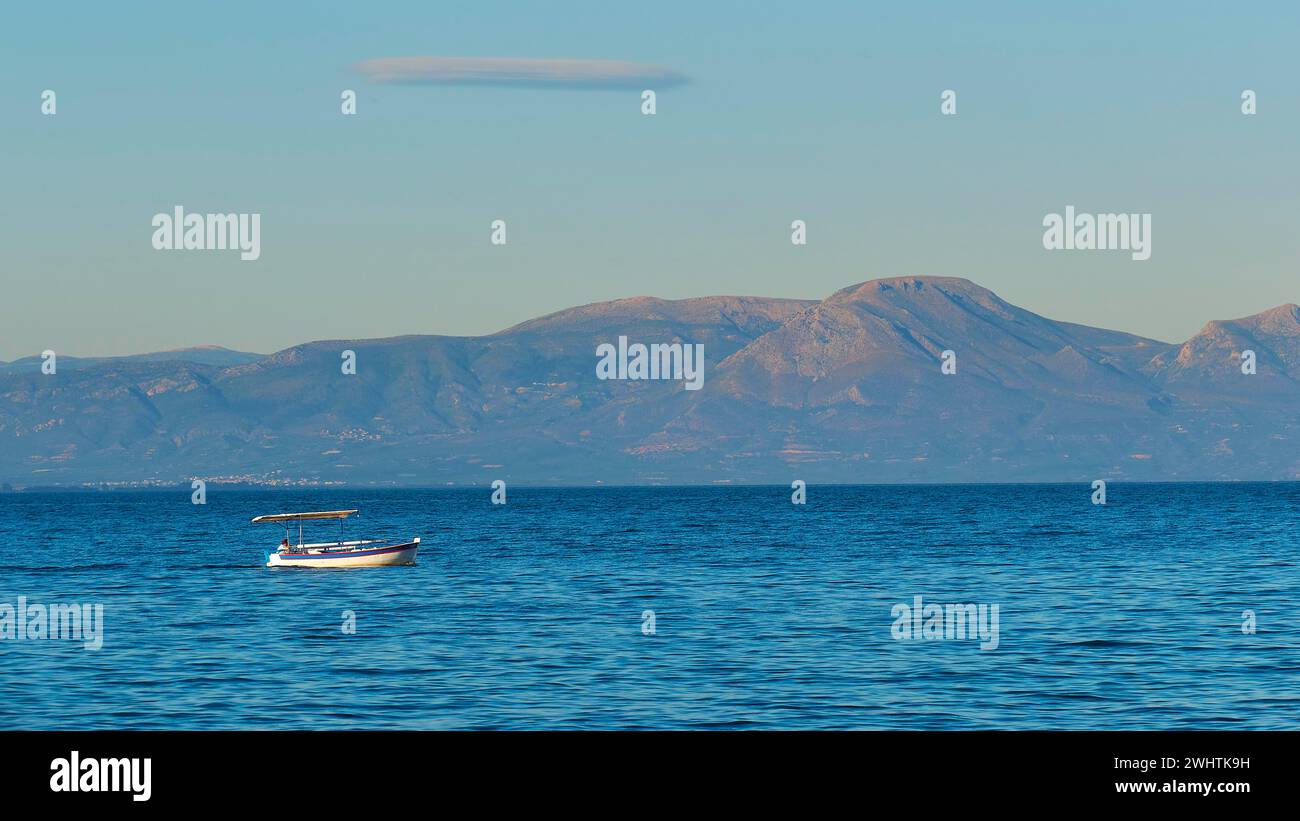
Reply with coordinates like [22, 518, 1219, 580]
[0, 345, 264, 374]
[1, 278, 1296, 487]
[1146, 303, 1300, 389]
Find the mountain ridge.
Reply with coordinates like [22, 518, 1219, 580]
[2, 276, 1296, 487]
[0, 345, 265, 374]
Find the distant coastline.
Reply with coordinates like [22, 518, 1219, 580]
[5, 479, 1300, 494]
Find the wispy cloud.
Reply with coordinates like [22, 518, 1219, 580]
[354, 56, 689, 90]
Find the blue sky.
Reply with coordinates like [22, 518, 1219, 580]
[3, 1, 1297, 359]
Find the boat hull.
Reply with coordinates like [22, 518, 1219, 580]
[266, 539, 419, 568]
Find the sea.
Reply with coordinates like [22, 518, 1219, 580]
[1, 483, 1296, 730]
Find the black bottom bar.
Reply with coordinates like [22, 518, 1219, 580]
[2, 731, 1281, 808]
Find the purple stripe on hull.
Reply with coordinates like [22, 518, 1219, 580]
[279, 542, 417, 560]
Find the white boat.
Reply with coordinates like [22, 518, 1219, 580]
[254, 509, 420, 568]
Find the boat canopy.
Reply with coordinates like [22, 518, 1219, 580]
[251, 509, 359, 524]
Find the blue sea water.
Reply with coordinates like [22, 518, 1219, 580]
[0, 483, 1296, 730]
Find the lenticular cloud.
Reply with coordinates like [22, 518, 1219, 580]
[354, 56, 689, 90]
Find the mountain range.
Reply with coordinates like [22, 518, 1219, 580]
[2, 276, 1297, 487]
